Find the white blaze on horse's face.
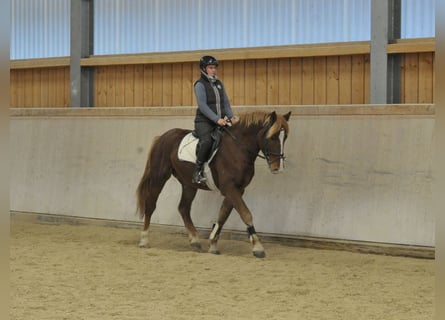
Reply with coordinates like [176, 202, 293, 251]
[278, 127, 285, 172]
[266, 127, 286, 174]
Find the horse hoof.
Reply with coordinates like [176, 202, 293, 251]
[253, 250, 266, 258]
[190, 241, 202, 251]
[208, 248, 221, 255]
[138, 242, 149, 248]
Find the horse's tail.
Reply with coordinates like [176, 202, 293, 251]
[136, 136, 160, 219]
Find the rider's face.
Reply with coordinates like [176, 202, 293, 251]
[205, 65, 217, 77]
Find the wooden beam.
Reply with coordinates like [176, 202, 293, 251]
[10, 57, 70, 69]
[10, 38, 435, 69]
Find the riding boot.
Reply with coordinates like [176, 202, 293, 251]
[192, 160, 207, 184]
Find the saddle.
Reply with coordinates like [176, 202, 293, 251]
[177, 128, 223, 190]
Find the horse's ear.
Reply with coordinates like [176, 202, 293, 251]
[283, 111, 291, 121]
[268, 111, 277, 123]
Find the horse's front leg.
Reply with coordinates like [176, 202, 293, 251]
[224, 191, 265, 258]
[208, 198, 233, 255]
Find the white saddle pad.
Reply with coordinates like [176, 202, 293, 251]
[177, 132, 217, 191]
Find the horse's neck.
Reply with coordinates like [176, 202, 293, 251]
[230, 125, 261, 156]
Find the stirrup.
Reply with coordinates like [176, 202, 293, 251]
[192, 171, 207, 184]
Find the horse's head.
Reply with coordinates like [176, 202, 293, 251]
[258, 111, 291, 174]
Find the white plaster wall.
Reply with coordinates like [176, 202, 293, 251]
[10, 114, 434, 246]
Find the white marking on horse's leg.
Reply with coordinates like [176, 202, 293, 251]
[208, 223, 221, 254]
[250, 234, 265, 258]
[139, 230, 149, 247]
[209, 223, 220, 240]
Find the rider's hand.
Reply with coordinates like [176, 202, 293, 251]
[230, 117, 238, 125]
[217, 118, 226, 126]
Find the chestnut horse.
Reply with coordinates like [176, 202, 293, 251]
[136, 111, 291, 258]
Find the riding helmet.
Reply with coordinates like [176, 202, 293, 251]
[199, 55, 219, 71]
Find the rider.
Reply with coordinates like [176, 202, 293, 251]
[192, 55, 237, 184]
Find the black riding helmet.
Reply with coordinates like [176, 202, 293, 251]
[199, 55, 219, 72]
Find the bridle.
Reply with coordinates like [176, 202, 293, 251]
[221, 125, 287, 166]
[260, 127, 286, 165]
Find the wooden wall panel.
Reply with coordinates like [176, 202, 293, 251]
[10, 52, 434, 108]
[9, 67, 70, 108]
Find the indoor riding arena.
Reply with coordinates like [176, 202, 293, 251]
[10, 1, 435, 319]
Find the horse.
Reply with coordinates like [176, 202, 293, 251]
[136, 110, 291, 258]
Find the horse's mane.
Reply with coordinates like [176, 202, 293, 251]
[236, 111, 289, 138]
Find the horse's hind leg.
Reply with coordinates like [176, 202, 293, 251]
[208, 198, 234, 255]
[138, 166, 171, 248]
[138, 183, 165, 247]
[178, 185, 201, 250]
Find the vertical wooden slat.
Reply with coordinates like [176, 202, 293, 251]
[255, 59, 267, 105]
[191, 62, 201, 106]
[55, 67, 65, 107]
[32, 69, 41, 107]
[267, 59, 279, 105]
[152, 64, 163, 106]
[47, 68, 57, 107]
[124, 65, 135, 107]
[105, 66, 116, 107]
[418, 52, 433, 103]
[162, 64, 173, 106]
[363, 55, 370, 104]
[134, 65, 144, 106]
[432, 54, 435, 103]
[289, 58, 302, 105]
[181, 62, 193, 106]
[15, 70, 25, 107]
[351, 55, 365, 103]
[326, 56, 339, 104]
[171, 63, 183, 106]
[23, 70, 33, 107]
[115, 66, 126, 106]
[233, 60, 245, 105]
[244, 60, 257, 105]
[278, 58, 291, 105]
[302, 57, 314, 105]
[95, 66, 107, 107]
[339, 55, 352, 104]
[143, 65, 153, 106]
[290, 58, 302, 105]
[314, 57, 327, 104]
[403, 53, 419, 103]
[65, 67, 70, 107]
[221, 61, 234, 104]
[400, 54, 406, 103]
[40, 68, 49, 107]
[10, 70, 17, 107]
